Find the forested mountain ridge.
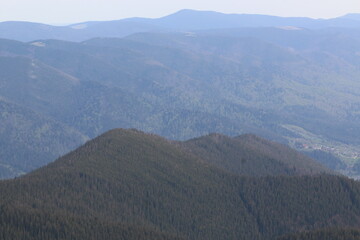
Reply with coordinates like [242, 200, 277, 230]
[1, 25, 360, 177]
[0, 128, 358, 239]
[181, 133, 331, 176]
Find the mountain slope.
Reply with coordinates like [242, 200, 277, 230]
[277, 229, 360, 240]
[1, 129, 261, 239]
[0, 98, 87, 178]
[182, 133, 331, 176]
[0, 43, 262, 178]
[0, 205, 183, 240]
[2, 29, 360, 177]
[1, 129, 360, 239]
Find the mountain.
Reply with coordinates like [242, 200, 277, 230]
[182, 133, 331, 176]
[1, 10, 360, 42]
[0, 20, 165, 42]
[120, 30, 360, 175]
[0, 21, 69, 42]
[131, 9, 360, 30]
[2, 26, 360, 177]
[0, 129, 359, 240]
[0, 98, 87, 178]
[0, 205, 183, 240]
[303, 150, 347, 171]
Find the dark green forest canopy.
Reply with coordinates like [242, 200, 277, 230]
[182, 133, 331, 176]
[277, 228, 360, 240]
[0, 129, 359, 239]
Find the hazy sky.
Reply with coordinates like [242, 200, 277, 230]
[1, 0, 360, 24]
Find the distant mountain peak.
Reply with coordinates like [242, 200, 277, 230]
[169, 9, 224, 15]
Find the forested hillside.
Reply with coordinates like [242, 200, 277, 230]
[0, 206, 183, 240]
[0, 28, 360, 176]
[277, 229, 360, 240]
[0, 129, 359, 239]
[182, 133, 331, 176]
[2, 13, 360, 178]
[0, 98, 87, 178]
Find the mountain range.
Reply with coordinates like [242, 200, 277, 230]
[2, 9, 360, 239]
[1, 9, 360, 42]
[1, 20, 360, 177]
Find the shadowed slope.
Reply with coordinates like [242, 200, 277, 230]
[182, 133, 331, 176]
[1, 129, 360, 239]
[277, 228, 360, 240]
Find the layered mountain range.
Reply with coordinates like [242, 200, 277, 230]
[1, 9, 360, 42]
[2, 10, 360, 238]
[1, 12, 360, 177]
